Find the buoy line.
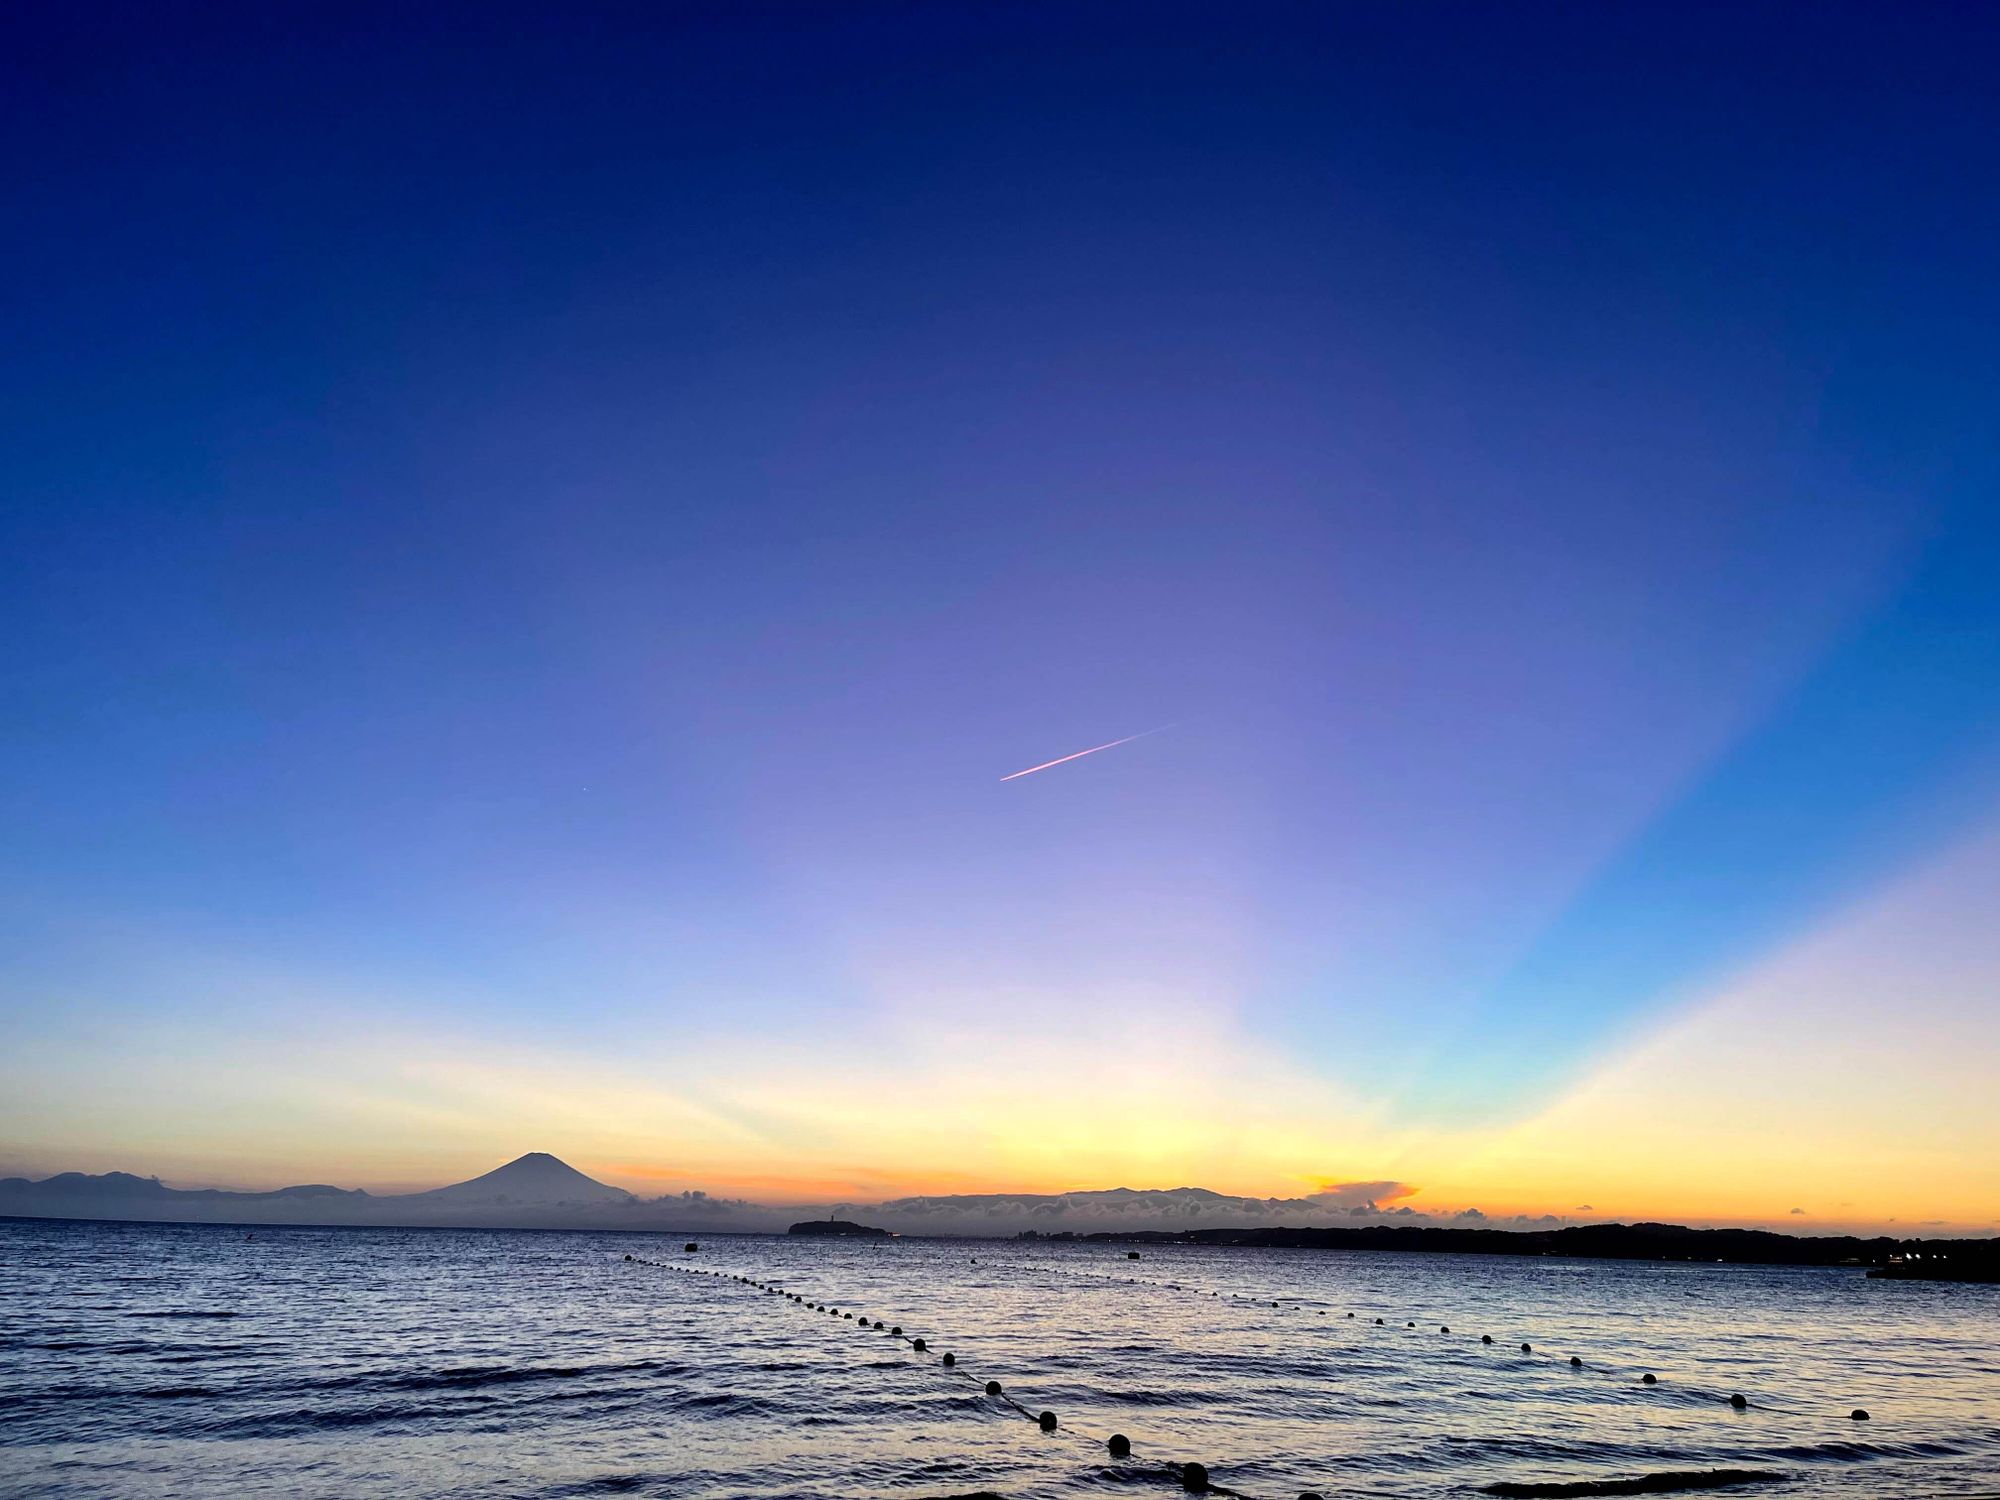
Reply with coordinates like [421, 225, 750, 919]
[623, 1250, 1876, 1496]
[626, 1254, 1284, 1495]
[955, 1249, 1877, 1425]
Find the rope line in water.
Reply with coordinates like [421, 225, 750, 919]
[628, 1255, 1266, 1495]
[959, 1247, 1877, 1424]
[625, 1248, 1876, 1496]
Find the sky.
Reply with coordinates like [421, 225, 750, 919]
[3, 2, 1998, 1235]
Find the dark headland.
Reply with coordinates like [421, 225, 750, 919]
[789, 1219, 891, 1238]
[1016, 1222, 2000, 1280]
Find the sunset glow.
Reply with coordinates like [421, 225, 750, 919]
[3, 2, 1997, 1243]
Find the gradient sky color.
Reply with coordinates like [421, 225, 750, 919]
[4, 3, 1998, 1233]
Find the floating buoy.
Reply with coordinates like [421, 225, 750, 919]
[684, 1243, 698, 1252]
[1128, 1251, 1141, 1259]
[1482, 1335, 1493, 1344]
[942, 1353, 955, 1366]
[1641, 1373, 1657, 1384]
[1570, 1356, 1583, 1367]
[912, 1338, 927, 1351]
[624, 1254, 632, 1261]
[1729, 1393, 1748, 1409]
[985, 1380, 1003, 1396]
[1440, 1325, 1450, 1333]
[1851, 1408, 1870, 1421]
[891, 1326, 902, 1336]
[1374, 1318, 1384, 1325]
[1406, 1321, 1415, 1327]
[1181, 1460, 1210, 1492]
[1300, 1493, 1325, 1500]
[1038, 1409, 1057, 1430]
[1521, 1343, 1532, 1354]
[1108, 1433, 1131, 1457]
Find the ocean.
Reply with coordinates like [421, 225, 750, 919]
[2, 1218, 1995, 1498]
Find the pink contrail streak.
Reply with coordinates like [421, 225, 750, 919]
[999, 725, 1174, 781]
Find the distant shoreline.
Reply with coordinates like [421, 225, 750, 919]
[1014, 1222, 2000, 1280]
[7, 1212, 1997, 1280]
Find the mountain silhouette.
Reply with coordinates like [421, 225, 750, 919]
[409, 1152, 634, 1206]
[0, 1152, 654, 1227]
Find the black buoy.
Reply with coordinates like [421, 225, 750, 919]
[1729, 1393, 1749, 1409]
[1482, 1335, 1493, 1344]
[1641, 1373, 1657, 1384]
[1347, 1312, 1354, 1318]
[1181, 1461, 1210, 1492]
[624, 1254, 632, 1261]
[1406, 1321, 1415, 1327]
[1440, 1326, 1449, 1333]
[684, 1242, 698, 1252]
[1301, 1493, 1326, 1500]
[1570, 1356, 1583, 1367]
[912, 1338, 927, 1351]
[1108, 1434, 1131, 1458]
[1374, 1318, 1383, 1325]
[1038, 1410, 1057, 1430]
[985, 1380, 1003, 1396]
[873, 1320, 884, 1329]
[942, 1353, 955, 1366]
[890, 1326, 902, 1336]
[1851, 1408, 1870, 1421]
[1521, 1343, 1532, 1354]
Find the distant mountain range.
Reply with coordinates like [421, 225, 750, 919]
[0, 1155, 1450, 1234]
[0, 1154, 684, 1231]
[4, 1155, 1994, 1266]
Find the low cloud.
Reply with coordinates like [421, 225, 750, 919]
[1306, 1179, 1419, 1209]
[833, 1182, 1427, 1236]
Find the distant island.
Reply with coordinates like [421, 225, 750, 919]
[789, 1219, 891, 1238]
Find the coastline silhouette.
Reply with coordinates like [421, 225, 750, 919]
[3, 1152, 1993, 1277]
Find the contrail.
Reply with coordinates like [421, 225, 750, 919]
[999, 724, 1175, 782]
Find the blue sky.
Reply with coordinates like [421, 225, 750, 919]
[3, 3, 1998, 1220]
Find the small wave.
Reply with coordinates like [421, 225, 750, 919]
[1764, 1438, 1967, 1462]
[1483, 1470, 1788, 1498]
[1093, 1387, 1209, 1408]
[124, 1310, 239, 1319]
[287, 1359, 667, 1397]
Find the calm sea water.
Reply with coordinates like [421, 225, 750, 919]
[2, 1218, 1996, 1498]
